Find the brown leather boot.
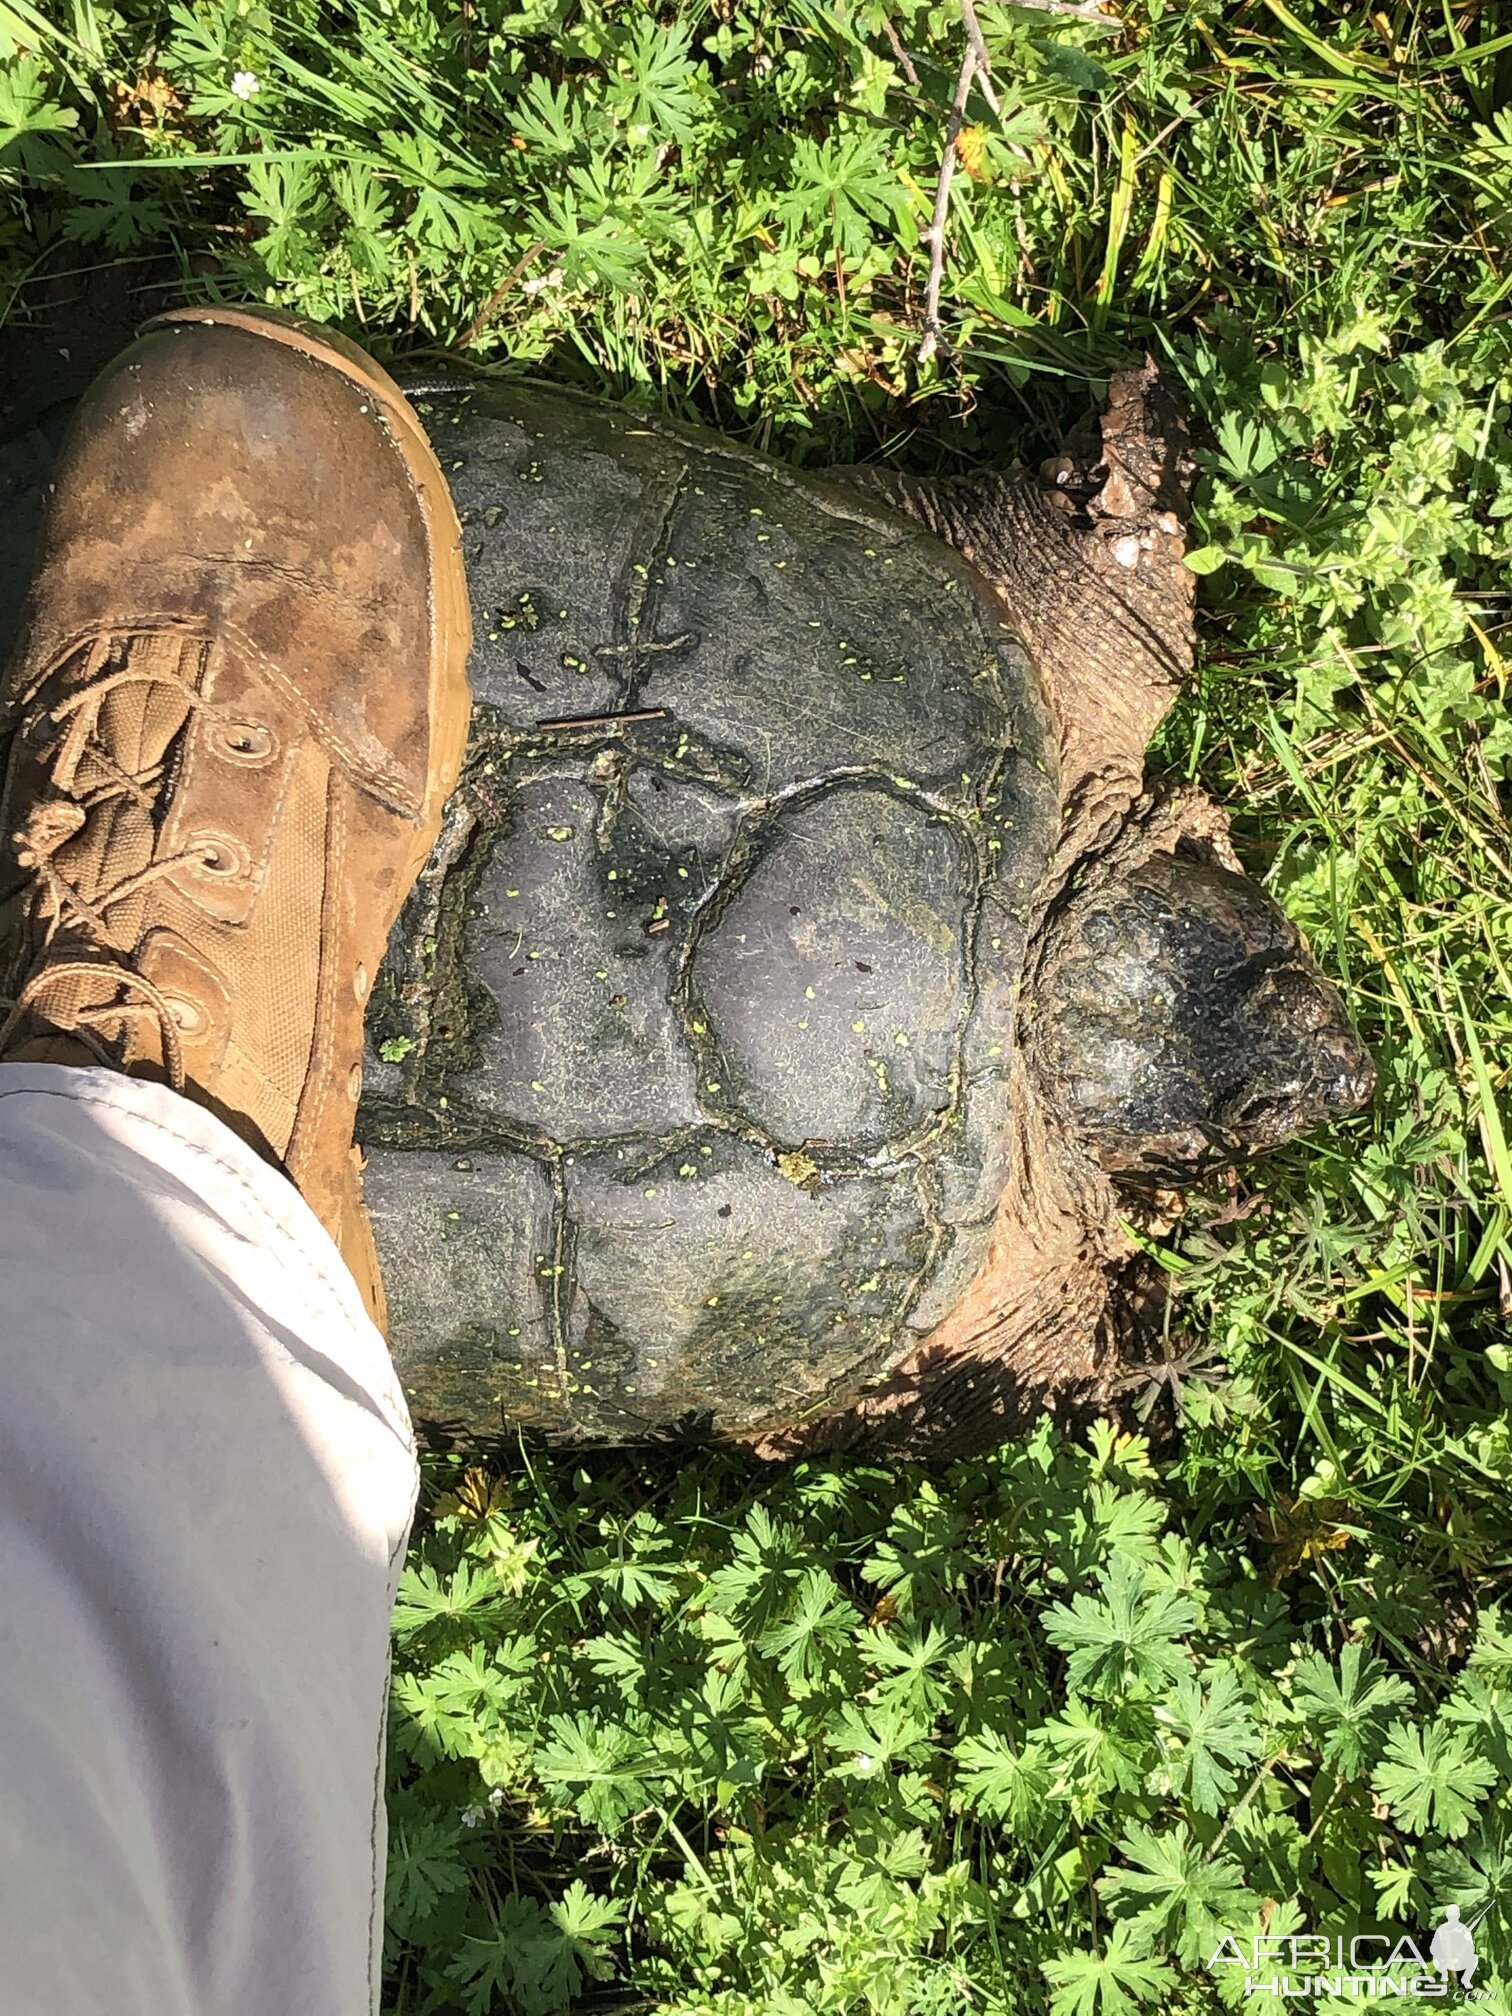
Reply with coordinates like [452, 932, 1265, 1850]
[0, 307, 472, 1326]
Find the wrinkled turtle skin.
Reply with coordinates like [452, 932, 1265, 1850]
[357, 385, 1061, 1441]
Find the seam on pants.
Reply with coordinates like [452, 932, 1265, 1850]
[0, 1080, 365, 1320]
[0, 1071, 418, 1476]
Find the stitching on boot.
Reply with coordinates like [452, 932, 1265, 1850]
[21, 614, 426, 820]
[287, 777, 344, 1193]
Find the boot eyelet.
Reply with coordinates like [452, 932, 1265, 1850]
[210, 720, 276, 765]
[164, 993, 209, 1038]
[354, 963, 370, 1001]
[192, 833, 250, 880]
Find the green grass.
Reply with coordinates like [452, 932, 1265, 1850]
[5, 1, 1512, 2009]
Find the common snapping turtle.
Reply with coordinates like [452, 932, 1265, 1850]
[0, 364, 1373, 1457]
[358, 366, 1371, 1457]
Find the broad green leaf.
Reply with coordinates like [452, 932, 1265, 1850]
[1043, 1923, 1178, 2016]
[1153, 1667, 1262, 1816]
[1372, 1719, 1497, 1839]
[1292, 1643, 1412, 1775]
[1043, 1555, 1198, 1699]
[1100, 1822, 1253, 1970]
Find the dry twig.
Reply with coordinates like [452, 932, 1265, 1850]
[881, 15, 921, 88]
[536, 707, 670, 732]
[956, 0, 1004, 119]
[917, 0, 1117, 361]
[456, 237, 546, 350]
[1005, 0, 1110, 16]
[917, 42, 978, 365]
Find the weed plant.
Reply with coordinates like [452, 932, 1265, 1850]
[4, 1, 1512, 2009]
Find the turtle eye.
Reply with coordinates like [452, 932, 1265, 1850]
[1264, 963, 1334, 1033]
[1226, 1089, 1282, 1131]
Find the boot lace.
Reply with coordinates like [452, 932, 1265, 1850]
[0, 656, 228, 1089]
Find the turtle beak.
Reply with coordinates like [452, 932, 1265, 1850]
[1223, 970, 1376, 1150]
[1267, 962, 1376, 1124]
[1317, 1038, 1376, 1117]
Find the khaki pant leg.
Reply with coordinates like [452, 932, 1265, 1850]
[0, 1064, 416, 2016]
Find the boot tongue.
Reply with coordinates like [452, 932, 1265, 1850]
[44, 633, 194, 956]
[0, 631, 199, 1071]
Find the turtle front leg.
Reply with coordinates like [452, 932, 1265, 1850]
[840, 361, 1197, 875]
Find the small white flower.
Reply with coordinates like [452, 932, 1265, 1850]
[459, 1802, 487, 1828]
[854, 1753, 877, 1775]
[230, 71, 260, 101]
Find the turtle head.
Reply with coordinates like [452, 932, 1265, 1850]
[1033, 850, 1374, 1184]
